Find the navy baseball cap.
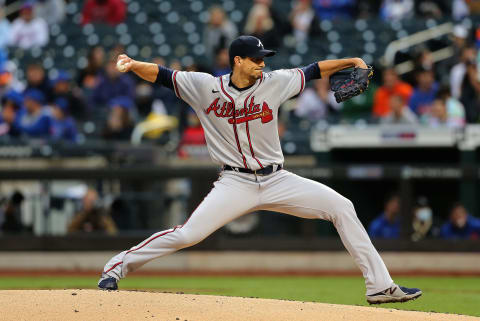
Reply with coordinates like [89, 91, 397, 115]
[229, 35, 276, 62]
[53, 70, 71, 84]
[3, 90, 24, 109]
[54, 97, 69, 113]
[24, 89, 46, 105]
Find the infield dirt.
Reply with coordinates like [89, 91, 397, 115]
[0, 289, 478, 321]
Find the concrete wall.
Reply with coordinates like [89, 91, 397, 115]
[0, 251, 479, 274]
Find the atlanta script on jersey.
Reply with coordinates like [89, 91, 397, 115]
[171, 69, 305, 170]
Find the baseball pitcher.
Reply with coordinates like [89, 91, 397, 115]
[99, 35, 422, 304]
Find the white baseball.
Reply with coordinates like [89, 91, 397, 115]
[116, 59, 128, 72]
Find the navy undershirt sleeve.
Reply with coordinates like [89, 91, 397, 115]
[301, 62, 321, 82]
[155, 65, 174, 90]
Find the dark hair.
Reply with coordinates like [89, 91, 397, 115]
[449, 202, 466, 214]
[382, 67, 397, 74]
[384, 192, 399, 205]
[435, 86, 451, 101]
[10, 191, 24, 205]
[27, 63, 43, 71]
[416, 196, 429, 207]
[229, 55, 246, 70]
[461, 45, 475, 55]
[415, 66, 433, 75]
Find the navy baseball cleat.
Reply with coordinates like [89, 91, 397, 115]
[98, 273, 118, 290]
[366, 284, 422, 304]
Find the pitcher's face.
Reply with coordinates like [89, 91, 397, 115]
[236, 56, 265, 80]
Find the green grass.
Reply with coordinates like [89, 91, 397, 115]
[0, 276, 478, 317]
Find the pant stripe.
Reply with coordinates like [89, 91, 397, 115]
[105, 261, 122, 273]
[126, 226, 180, 254]
[104, 226, 180, 273]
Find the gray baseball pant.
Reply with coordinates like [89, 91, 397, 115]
[103, 169, 393, 295]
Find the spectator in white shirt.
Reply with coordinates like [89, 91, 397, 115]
[380, 0, 414, 21]
[450, 46, 475, 99]
[0, 7, 10, 51]
[381, 94, 418, 125]
[452, 0, 470, 21]
[290, 0, 316, 44]
[203, 6, 238, 65]
[9, 2, 49, 49]
[34, 0, 66, 25]
[426, 89, 465, 128]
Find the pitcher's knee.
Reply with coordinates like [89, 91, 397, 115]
[344, 198, 355, 212]
[175, 228, 204, 248]
[332, 197, 357, 220]
[343, 198, 358, 217]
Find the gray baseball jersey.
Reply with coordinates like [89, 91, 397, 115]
[172, 69, 305, 169]
[100, 65, 395, 297]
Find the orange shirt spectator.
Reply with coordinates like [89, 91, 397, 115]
[373, 68, 413, 117]
[81, 0, 126, 26]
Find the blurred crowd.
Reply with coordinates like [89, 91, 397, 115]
[1, 0, 480, 155]
[2, 186, 480, 240]
[0, 187, 133, 235]
[368, 193, 480, 240]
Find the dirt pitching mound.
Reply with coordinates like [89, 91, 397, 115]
[0, 290, 477, 321]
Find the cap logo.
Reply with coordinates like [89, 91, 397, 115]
[257, 39, 263, 48]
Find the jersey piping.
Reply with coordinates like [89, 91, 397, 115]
[172, 71, 181, 98]
[219, 76, 248, 169]
[297, 68, 306, 96]
[244, 72, 264, 169]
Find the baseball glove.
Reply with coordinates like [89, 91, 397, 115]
[329, 66, 373, 103]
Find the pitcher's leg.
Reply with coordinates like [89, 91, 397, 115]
[102, 174, 259, 280]
[261, 170, 393, 295]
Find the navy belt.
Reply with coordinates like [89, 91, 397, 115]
[223, 164, 283, 176]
